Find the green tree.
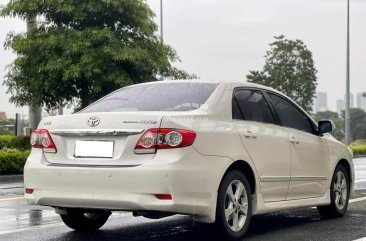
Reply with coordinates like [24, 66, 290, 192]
[314, 111, 339, 121]
[2, 0, 194, 110]
[342, 108, 366, 141]
[247, 35, 317, 112]
[314, 111, 344, 139]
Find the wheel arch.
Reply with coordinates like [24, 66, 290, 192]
[336, 159, 352, 184]
[220, 160, 256, 195]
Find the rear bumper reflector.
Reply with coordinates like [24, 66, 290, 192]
[25, 188, 34, 194]
[155, 194, 173, 200]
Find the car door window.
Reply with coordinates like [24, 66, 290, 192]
[233, 89, 275, 124]
[268, 93, 313, 133]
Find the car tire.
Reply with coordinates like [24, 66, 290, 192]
[60, 209, 111, 231]
[215, 170, 252, 241]
[317, 165, 350, 218]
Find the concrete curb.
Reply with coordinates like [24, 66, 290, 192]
[0, 175, 23, 183]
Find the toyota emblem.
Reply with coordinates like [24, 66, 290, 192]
[87, 116, 100, 127]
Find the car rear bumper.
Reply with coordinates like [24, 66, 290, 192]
[24, 147, 231, 217]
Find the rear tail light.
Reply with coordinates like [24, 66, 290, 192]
[30, 129, 57, 153]
[134, 129, 196, 154]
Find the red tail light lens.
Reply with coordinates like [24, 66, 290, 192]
[30, 129, 57, 153]
[155, 194, 173, 200]
[25, 188, 34, 194]
[134, 129, 196, 154]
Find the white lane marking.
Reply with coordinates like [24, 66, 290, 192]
[0, 186, 24, 189]
[353, 238, 366, 241]
[355, 179, 366, 184]
[0, 222, 64, 235]
[0, 196, 24, 202]
[0, 212, 131, 235]
[350, 196, 366, 203]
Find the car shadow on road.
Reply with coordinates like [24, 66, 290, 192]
[55, 209, 327, 241]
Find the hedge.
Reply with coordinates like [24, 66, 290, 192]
[12, 136, 31, 150]
[0, 135, 30, 150]
[0, 149, 30, 175]
[348, 145, 366, 157]
[0, 135, 14, 149]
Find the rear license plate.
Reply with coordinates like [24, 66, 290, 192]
[74, 141, 114, 158]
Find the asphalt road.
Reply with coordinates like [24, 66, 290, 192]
[0, 158, 365, 241]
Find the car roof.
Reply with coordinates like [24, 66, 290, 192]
[133, 79, 280, 93]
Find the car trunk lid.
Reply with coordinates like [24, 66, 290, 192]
[40, 112, 162, 166]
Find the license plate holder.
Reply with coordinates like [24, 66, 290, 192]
[74, 140, 114, 158]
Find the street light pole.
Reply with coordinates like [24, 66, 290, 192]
[345, 0, 351, 145]
[27, 17, 42, 132]
[160, 0, 163, 42]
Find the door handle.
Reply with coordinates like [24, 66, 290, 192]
[289, 136, 300, 144]
[243, 131, 257, 139]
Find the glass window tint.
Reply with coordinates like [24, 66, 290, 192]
[268, 93, 313, 133]
[81, 83, 218, 113]
[233, 90, 275, 124]
[232, 98, 243, 120]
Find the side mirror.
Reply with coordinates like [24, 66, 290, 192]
[318, 120, 335, 134]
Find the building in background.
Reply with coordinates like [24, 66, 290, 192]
[315, 92, 328, 112]
[336, 99, 345, 114]
[356, 92, 366, 111]
[0, 112, 6, 121]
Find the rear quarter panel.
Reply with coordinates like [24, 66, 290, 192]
[159, 83, 259, 195]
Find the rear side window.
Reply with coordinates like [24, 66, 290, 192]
[233, 89, 275, 124]
[268, 93, 313, 133]
[81, 82, 218, 113]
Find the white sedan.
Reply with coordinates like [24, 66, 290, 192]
[25, 80, 354, 240]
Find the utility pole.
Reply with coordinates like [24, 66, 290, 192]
[345, 0, 351, 145]
[160, 0, 163, 42]
[27, 17, 42, 132]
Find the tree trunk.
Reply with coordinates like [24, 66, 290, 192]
[80, 84, 89, 109]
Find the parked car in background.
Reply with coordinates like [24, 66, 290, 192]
[25, 80, 354, 240]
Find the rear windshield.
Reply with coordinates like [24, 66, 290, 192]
[80, 82, 218, 113]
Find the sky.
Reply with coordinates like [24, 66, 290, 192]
[1, 0, 366, 118]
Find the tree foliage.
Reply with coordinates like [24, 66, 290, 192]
[314, 111, 344, 139]
[314, 111, 339, 121]
[2, 0, 194, 109]
[342, 108, 366, 141]
[314, 109, 366, 142]
[247, 35, 317, 112]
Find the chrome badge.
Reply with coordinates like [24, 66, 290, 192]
[87, 116, 100, 127]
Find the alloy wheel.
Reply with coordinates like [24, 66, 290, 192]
[334, 171, 348, 210]
[224, 180, 249, 232]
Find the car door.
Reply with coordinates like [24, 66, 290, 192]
[233, 89, 292, 202]
[267, 92, 330, 200]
